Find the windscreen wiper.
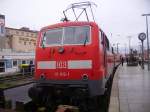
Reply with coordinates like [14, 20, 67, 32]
[83, 33, 88, 46]
[41, 32, 46, 49]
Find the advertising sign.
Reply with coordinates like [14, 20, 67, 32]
[0, 14, 5, 37]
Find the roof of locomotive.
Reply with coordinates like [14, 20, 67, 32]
[40, 21, 99, 31]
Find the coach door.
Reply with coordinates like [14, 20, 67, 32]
[101, 32, 107, 68]
[99, 31, 107, 77]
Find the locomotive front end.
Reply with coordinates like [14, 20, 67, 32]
[28, 22, 105, 111]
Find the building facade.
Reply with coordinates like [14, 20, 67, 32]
[0, 52, 35, 73]
[4, 27, 38, 52]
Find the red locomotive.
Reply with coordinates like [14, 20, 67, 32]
[28, 2, 120, 112]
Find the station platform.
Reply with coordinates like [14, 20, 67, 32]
[109, 64, 150, 112]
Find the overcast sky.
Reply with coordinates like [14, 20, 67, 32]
[0, 0, 150, 53]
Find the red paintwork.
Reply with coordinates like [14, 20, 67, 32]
[35, 21, 114, 81]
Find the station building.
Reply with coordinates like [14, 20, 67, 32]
[0, 14, 38, 74]
[0, 26, 38, 73]
[0, 52, 35, 73]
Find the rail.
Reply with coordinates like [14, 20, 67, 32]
[0, 73, 33, 83]
[0, 71, 34, 90]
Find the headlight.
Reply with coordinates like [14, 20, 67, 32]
[82, 74, 88, 81]
[40, 74, 46, 80]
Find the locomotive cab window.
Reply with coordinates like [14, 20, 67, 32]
[44, 28, 63, 45]
[63, 26, 90, 45]
[41, 26, 90, 47]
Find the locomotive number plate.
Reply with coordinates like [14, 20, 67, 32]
[54, 72, 69, 77]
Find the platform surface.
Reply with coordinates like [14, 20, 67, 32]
[109, 64, 150, 112]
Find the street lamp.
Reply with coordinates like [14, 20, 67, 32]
[127, 36, 132, 53]
[142, 13, 150, 70]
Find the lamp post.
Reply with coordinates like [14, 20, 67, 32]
[117, 43, 120, 54]
[127, 36, 132, 53]
[142, 14, 150, 71]
[124, 43, 127, 55]
[138, 42, 142, 56]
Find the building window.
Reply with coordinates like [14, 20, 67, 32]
[0, 61, 5, 72]
[22, 60, 26, 64]
[26, 33, 29, 36]
[29, 60, 33, 65]
[29, 42, 31, 45]
[24, 42, 26, 45]
[21, 32, 24, 35]
[0, 61, 5, 67]
[6, 59, 12, 68]
[6, 29, 9, 34]
[16, 31, 19, 35]
[34, 43, 36, 46]
[13, 60, 18, 67]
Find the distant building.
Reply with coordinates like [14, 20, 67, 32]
[4, 27, 38, 52]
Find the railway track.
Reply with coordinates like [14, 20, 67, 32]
[0, 73, 34, 90]
[0, 73, 33, 83]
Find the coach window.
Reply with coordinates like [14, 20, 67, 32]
[105, 36, 110, 50]
[99, 31, 103, 48]
[101, 31, 105, 45]
[111, 46, 114, 54]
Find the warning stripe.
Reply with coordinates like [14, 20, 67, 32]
[37, 60, 92, 69]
